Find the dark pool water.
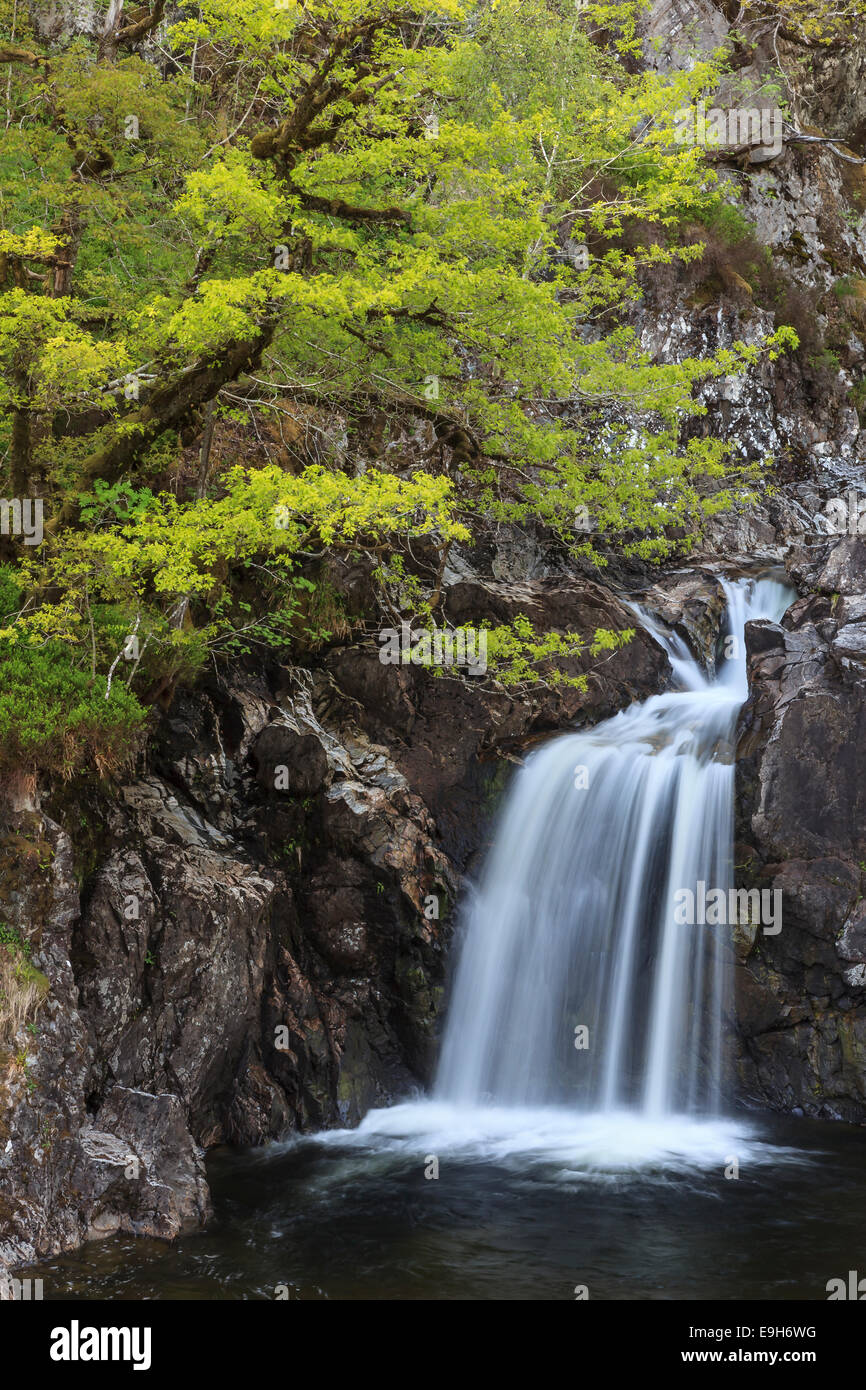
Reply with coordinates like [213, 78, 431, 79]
[29, 1103, 866, 1301]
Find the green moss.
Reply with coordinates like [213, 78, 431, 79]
[10, 955, 49, 997]
[837, 1015, 866, 1074]
[687, 199, 755, 248]
[0, 925, 48, 995]
[0, 636, 145, 780]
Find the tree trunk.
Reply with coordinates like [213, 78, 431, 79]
[10, 377, 31, 497]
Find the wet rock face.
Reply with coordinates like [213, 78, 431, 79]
[778, 29, 866, 152]
[636, 570, 728, 672]
[29, 2, 99, 39]
[77, 1088, 211, 1242]
[735, 539, 866, 1120]
[0, 814, 209, 1280]
[73, 817, 285, 1144]
[252, 727, 329, 796]
[329, 577, 669, 868]
[643, 0, 728, 71]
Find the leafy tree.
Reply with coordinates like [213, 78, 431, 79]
[0, 0, 798, 776]
[738, 0, 866, 43]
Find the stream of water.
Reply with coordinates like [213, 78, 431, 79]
[436, 576, 792, 1118]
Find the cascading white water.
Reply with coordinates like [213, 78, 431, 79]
[434, 576, 793, 1119]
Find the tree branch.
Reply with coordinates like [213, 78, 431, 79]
[249, 10, 409, 161]
[295, 192, 410, 225]
[0, 44, 44, 66]
[100, 1, 166, 58]
[54, 323, 277, 527]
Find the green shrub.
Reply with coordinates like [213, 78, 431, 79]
[0, 638, 145, 780]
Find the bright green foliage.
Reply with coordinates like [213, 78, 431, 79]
[10, 465, 470, 695]
[0, 636, 145, 778]
[739, 0, 866, 42]
[483, 617, 635, 690]
[0, 563, 142, 777]
[0, 289, 128, 415]
[0, 0, 802, 776]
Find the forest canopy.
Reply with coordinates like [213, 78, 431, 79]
[0, 0, 800, 777]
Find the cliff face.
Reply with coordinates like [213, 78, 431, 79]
[3, 0, 866, 1285]
[0, 577, 669, 1282]
[734, 542, 866, 1122]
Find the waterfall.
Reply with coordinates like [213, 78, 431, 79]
[435, 576, 792, 1119]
